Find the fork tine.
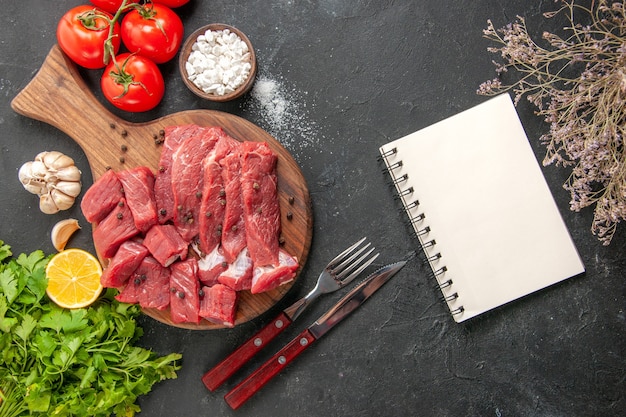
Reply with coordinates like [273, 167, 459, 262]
[327, 237, 367, 267]
[336, 250, 379, 283]
[333, 243, 373, 275]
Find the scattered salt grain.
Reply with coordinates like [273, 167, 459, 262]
[186, 28, 252, 96]
[245, 74, 323, 156]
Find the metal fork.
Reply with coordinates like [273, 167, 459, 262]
[202, 237, 379, 391]
[283, 237, 378, 321]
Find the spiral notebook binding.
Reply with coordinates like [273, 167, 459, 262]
[379, 146, 464, 319]
[380, 147, 397, 158]
[392, 173, 409, 185]
[406, 200, 419, 210]
[438, 279, 453, 289]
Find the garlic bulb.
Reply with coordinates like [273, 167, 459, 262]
[18, 151, 82, 214]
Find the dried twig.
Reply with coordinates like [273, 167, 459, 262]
[479, 0, 626, 245]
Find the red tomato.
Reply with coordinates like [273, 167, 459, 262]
[101, 53, 165, 112]
[121, 3, 184, 64]
[152, 0, 191, 8]
[57, 5, 121, 69]
[89, 0, 139, 14]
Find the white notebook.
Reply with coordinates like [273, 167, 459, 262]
[379, 93, 585, 322]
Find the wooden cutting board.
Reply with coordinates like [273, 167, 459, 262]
[11, 44, 313, 330]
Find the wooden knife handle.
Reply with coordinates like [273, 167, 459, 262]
[224, 328, 316, 410]
[202, 311, 293, 391]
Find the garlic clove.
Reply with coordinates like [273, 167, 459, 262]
[30, 160, 48, 179]
[51, 218, 81, 252]
[43, 151, 75, 170]
[34, 151, 48, 162]
[18, 162, 47, 195]
[48, 165, 82, 182]
[39, 193, 59, 214]
[53, 180, 82, 198]
[22, 178, 48, 195]
[50, 188, 75, 211]
[18, 161, 33, 183]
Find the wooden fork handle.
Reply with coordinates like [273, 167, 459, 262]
[202, 311, 293, 391]
[224, 328, 316, 410]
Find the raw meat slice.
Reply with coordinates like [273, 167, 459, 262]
[80, 169, 124, 223]
[199, 284, 237, 327]
[115, 275, 140, 304]
[250, 249, 299, 294]
[218, 248, 253, 291]
[100, 240, 149, 288]
[143, 224, 188, 267]
[240, 141, 281, 266]
[171, 126, 225, 241]
[117, 166, 158, 233]
[115, 256, 170, 310]
[169, 258, 201, 324]
[198, 133, 239, 254]
[154, 124, 202, 224]
[219, 148, 247, 263]
[93, 198, 140, 259]
[137, 256, 171, 310]
[197, 245, 228, 286]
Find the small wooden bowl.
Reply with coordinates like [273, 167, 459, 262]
[179, 24, 257, 102]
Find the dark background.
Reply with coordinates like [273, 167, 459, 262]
[1, 1, 624, 416]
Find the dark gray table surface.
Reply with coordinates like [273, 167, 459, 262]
[1, 1, 624, 416]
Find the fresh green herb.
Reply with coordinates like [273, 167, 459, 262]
[0, 240, 182, 417]
[478, 0, 626, 245]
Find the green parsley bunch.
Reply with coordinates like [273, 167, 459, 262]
[0, 241, 182, 417]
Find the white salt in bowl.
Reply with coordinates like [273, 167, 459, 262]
[179, 23, 257, 102]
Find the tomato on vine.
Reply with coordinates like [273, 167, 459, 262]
[121, 3, 184, 64]
[89, 0, 139, 14]
[101, 53, 165, 112]
[57, 5, 121, 69]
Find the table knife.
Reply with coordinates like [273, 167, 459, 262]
[223, 260, 407, 410]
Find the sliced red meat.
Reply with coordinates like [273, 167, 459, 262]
[241, 141, 281, 266]
[171, 127, 225, 241]
[250, 249, 299, 294]
[115, 275, 140, 304]
[100, 240, 149, 288]
[199, 284, 237, 327]
[115, 256, 170, 310]
[169, 258, 201, 324]
[197, 245, 228, 286]
[154, 124, 202, 224]
[93, 198, 140, 259]
[80, 169, 124, 223]
[219, 148, 247, 263]
[198, 133, 239, 254]
[143, 224, 188, 267]
[137, 256, 171, 310]
[218, 248, 253, 291]
[117, 166, 158, 233]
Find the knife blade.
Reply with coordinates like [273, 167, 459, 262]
[223, 260, 407, 410]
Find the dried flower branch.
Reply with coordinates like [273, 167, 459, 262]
[478, 0, 626, 245]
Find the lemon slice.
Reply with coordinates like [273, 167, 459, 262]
[45, 248, 104, 309]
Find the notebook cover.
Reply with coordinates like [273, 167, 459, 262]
[379, 93, 585, 322]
